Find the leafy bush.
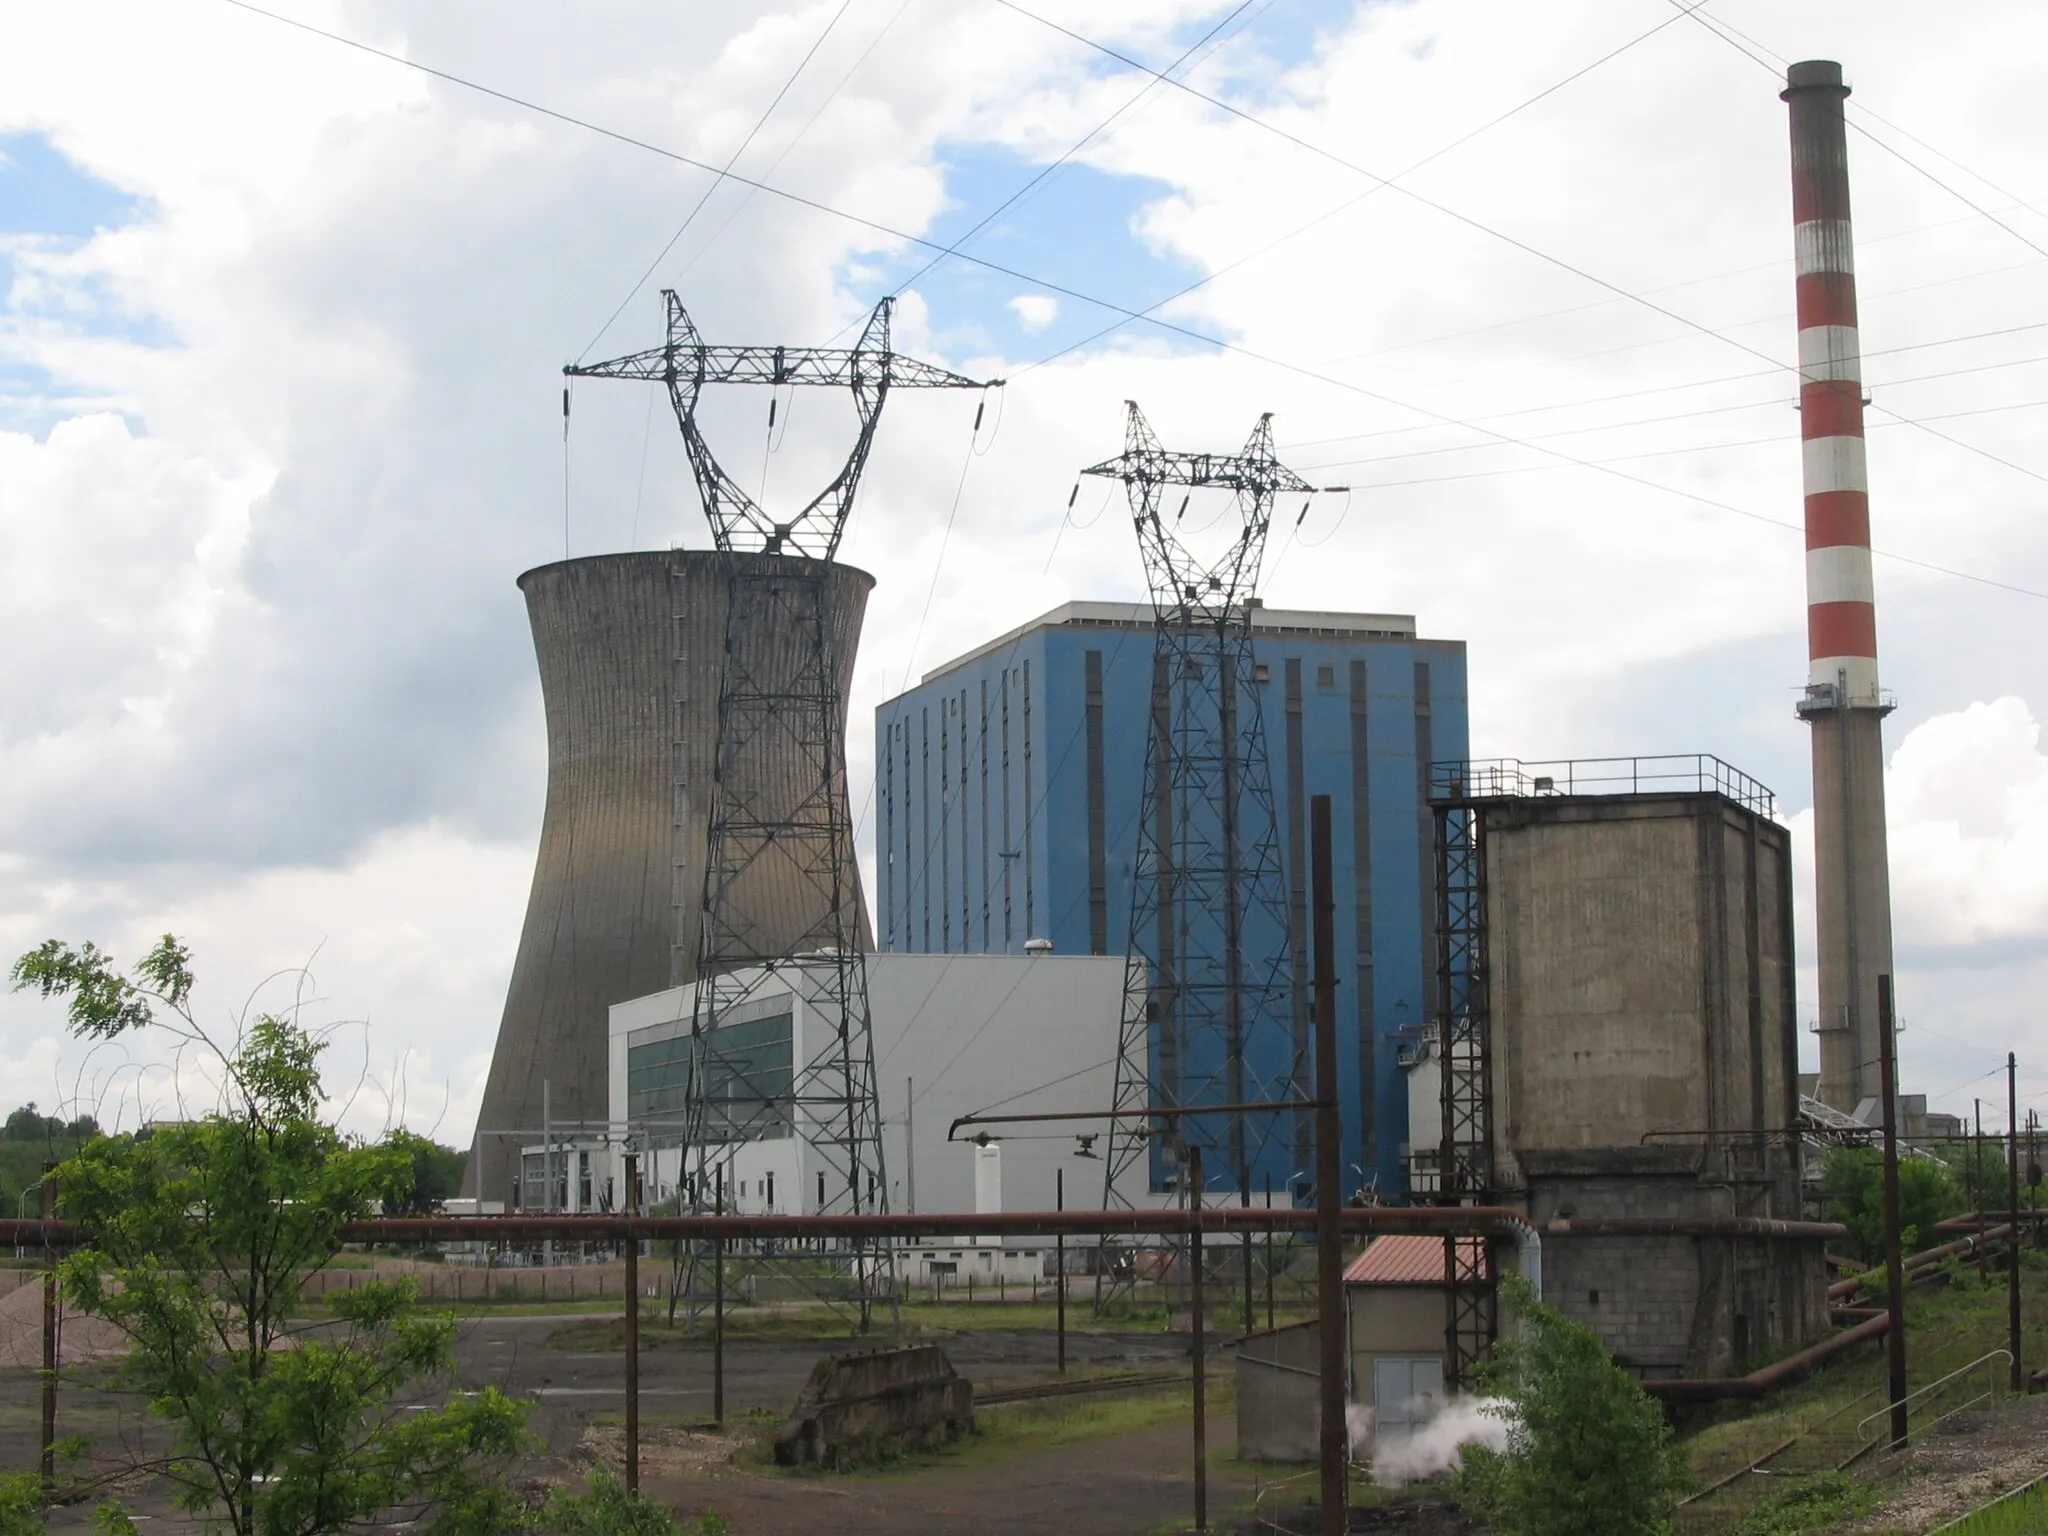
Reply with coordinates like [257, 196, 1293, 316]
[0, 1473, 39, 1536]
[536, 1470, 726, 1536]
[1453, 1275, 1693, 1536]
[1818, 1146, 1963, 1263]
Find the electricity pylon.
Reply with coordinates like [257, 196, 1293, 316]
[567, 293, 993, 1327]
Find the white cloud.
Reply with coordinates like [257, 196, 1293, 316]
[1008, 293, 1059, 332]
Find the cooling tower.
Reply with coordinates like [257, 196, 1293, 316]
[468, 550, 875, 1203]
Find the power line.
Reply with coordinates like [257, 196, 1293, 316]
[883, 0, 1268, 305]
[1011, 0, 1716, 375]
[994, 0, 2048, 491]
[217, 0, 2048, 606]
[1287, 345, 2048, 473]
[1670, 4, 2048, 265]
[575, 0, 860, 362]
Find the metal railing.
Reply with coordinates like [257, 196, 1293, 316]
[1851, 1349, 2012, 1457]
[1429, 755, 1776, 816]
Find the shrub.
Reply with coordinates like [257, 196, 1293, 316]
[1453, 1275, 1693, 1536]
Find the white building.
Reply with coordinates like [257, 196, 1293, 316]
[606, 952, 1167, 1229]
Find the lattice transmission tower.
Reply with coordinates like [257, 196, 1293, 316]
[1083, 402, 1317, 1219]
[567, 294, 992, 1326]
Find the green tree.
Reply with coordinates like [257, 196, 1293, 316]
[381, 1130, 468, 1216]
[10, 936, 532, 1536]
[1455, 1275, 1693, 1536]
[1817, 1145, 1963, 1263]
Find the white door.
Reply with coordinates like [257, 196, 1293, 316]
[1373, 1357, 1446, 1430]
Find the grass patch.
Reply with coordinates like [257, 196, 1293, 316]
[1726, 1473, 1877, 1535]
[1939, 1477, 2048, 1535]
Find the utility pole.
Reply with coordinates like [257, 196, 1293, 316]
[1877, 975, 1908, 1449]
[2009, 1053, 2023, 1393]
[624, 1152, 639, 1493]
[1190, 1142, 1207, 1534]
[39, 1165, 56, 1507]
[906, 1077, 916, 1216]
[1055, 1166, 1066, 1375]
[1312, 796, 1346, 1536]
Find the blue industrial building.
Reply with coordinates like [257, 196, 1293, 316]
[873, 600, 1469, 1198]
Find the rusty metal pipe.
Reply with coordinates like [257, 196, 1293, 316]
[1645, 1310, 1891, 1402]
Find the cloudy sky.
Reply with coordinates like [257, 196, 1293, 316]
[3, 0, 2046, 1145]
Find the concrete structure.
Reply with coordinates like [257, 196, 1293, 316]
[874, 599, 1469, 1196]
[469, 551, 875, 1203]
[608, 951, 1152, 1218]
[774, 1344, 974, 1467]
[1412, 760, 1830, 1380]
[1785, 60, 1897, 1112]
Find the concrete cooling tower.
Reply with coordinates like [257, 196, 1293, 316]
[468, 550, 876, 1203]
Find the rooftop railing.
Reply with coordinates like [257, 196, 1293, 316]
[1429, 755, 1776, 817]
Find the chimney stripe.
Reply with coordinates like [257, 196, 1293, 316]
[1809, 602, 1879, 659]
[1806, 545, 1876, 606]
[1797, 325, 1863, 383]
[1801, 436, 1869, 498]
[1799, 379, 1865, 439]
[1795, 272, 1860, 329]
[1794, 219, 1857, 277]
[1803, 489, 1872, 549]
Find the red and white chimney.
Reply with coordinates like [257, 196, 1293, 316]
[1786, 59, 1880, 709]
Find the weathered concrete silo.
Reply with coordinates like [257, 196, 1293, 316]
[467, 550, 875, 1203]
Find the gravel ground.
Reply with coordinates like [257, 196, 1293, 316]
[1852, 1392, 2048, 1532]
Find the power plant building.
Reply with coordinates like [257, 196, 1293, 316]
[604, 951, 1147, 1220]
[874, 600, 1469, 1197]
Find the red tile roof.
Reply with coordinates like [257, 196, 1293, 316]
[1343, 1234, 1483, 1285]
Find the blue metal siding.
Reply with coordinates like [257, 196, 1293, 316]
[874, 622, 1468, 1197]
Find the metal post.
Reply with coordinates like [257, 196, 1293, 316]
[40, 1166, 56, 1506]
[1265, 1172, 1275, 1332]
[1240, 1164, 1254, 1336]
[1056, 1166, 1067, 1376]
[713, 1167, 726, 1426]
[1877, 975, 1908, 1449]
[1190, 1142, 1206, 1534]
[623, 1152, 639, 1493]
[542, 1080, 553, 1270]
[1311, 796, 1346, 1535]
[907, 1076, 916, 1215]
[1977, 1101, 1989, 1281]
[2009, 1053, 2023, 1393]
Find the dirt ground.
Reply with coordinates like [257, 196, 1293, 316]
[7, 1311, 1244, 1535]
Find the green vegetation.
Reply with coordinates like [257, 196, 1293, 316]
[380, 1128, 469, 1215]
[0, 1102, 100, 1218]
[0, 1472, 38, 1536]
[11, 935, 533, 1536]
[1817, 1145, 1963, 1263]
[1940, 1477, 2048, 1535]
[1456, 1274, 1693, 1536]
[1726, 1472, 1876, 1535]
[536, 1469, 726, 1536]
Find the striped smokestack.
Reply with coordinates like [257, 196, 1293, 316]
[1786, 59, 1879, 702]
[1784, 60, 1897, 1115]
